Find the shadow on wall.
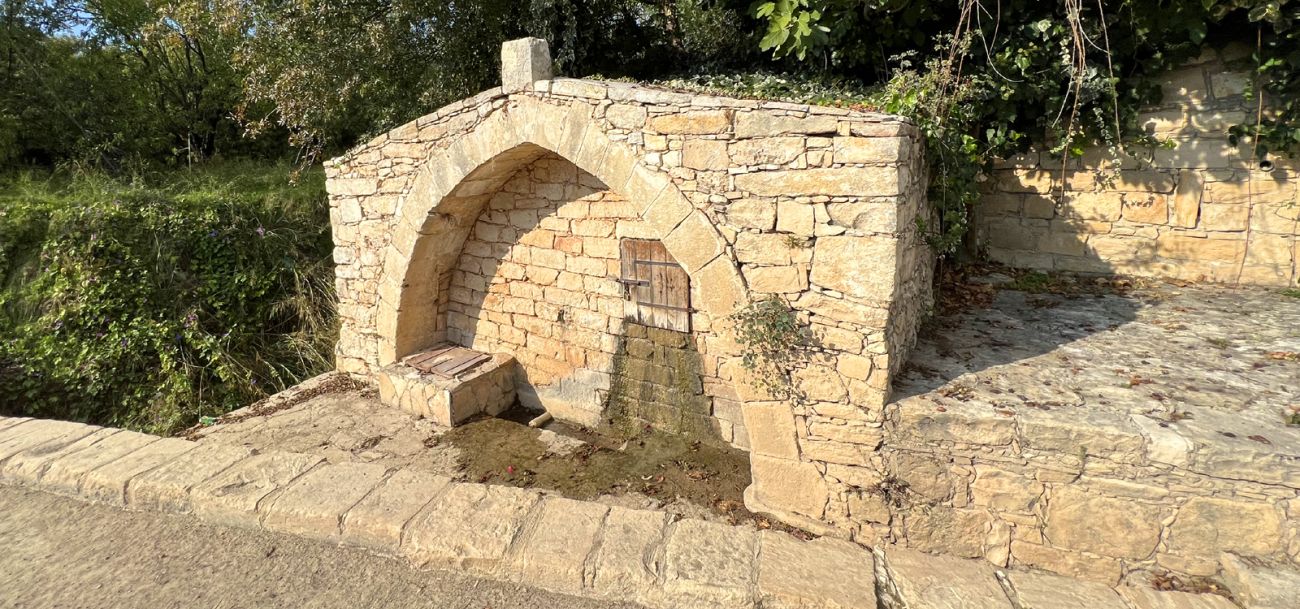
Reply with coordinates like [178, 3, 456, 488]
[604, 322, 719, 443]
[894, 187, 1148, 401]
[925, 89, 1300, 395]
[441, 152, 727, 445]
[976, 51, 1299, 288]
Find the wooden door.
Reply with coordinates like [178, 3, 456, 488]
[619, 239, 691, 332]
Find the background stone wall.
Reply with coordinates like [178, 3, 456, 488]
[977, 45, 1300, 286]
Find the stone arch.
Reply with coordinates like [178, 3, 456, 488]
[375, 98, 747, 366]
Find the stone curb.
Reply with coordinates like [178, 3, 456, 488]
[0, 417, 1250, 609]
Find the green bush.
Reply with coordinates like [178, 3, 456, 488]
[0, 164, 336, 434]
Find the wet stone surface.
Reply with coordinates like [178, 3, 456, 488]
[189, 384, 758, 527]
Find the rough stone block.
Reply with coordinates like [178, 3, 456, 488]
[505, 496, 608, 595]
[341, 468, 450, 552]
[681, 139, 729, 171]
[587, 506, 670, 600]
[663, 211, 724, 273]
[661, 519, 758, 608]
[1168, 498, 1285, 558]
[735, 167, 900, 197]
[810, 236, 897, 302]
[1016, 408, 1147, 462]
[190, 451, 324, 528]
[647, 110, 732, 135]
[730, 137, 805, 165]
[694, 257, 746, 317]
[261, 461, 389, 540]
[892, 399, 1017, 446]
[0, 427, 117, 484]
[39, 430, 159, 494]
[501, 38, 552, 93]
[1116, 586, 1240, 609]
[0, 417, 30, 433]
[127, 442, 253, 513]
[735, 113, 837, 138]
[833, 136, 905, 164]
[972, 467, 1043, 513]
[740, 402, 800, 459]
[758, 532, 876, 609]
[749, 454, 830, 521]
[0, 420, 98, 463]
[1219, 553, 1300, 609]
[1172, 171, 1204, 228]
[1010, 540, 1123, 584]
[1045, 487, 1163, 560]
[402, 483, 542, 571]
[1007, 571, 1127, 609]
[80, 437, 198, 505]
[902, 506, 992, 559]
[726, 199, 777, 230]
[883, 548, 1012, 609]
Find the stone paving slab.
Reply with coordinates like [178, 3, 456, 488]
[1219, 553, 1300, 609]
[661, 519, 759, 608]
[126, 442, 253, 513]
[586, 505, 671, 600]
[190, 451, 324, 528]
[0, 418, 40, 445]
[261, 460, 389, 540]
[758, 532, 876, 609]
[80, 437, 197, 505]
[402, 482, 542, 571]
[341, 468, 449, 552]
[0, 421, 100, 463]
[1005, 571, 1128, 609]
[39, 430, 159, 495]
[504, 496, 609, 595]
[0, 427, 118, 484]
[0, 416, 1277, 609]
[881, 548, 1013, 609]
[1116, 586, 1240, 609]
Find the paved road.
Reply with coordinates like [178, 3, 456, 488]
[0, 486, 641, 609]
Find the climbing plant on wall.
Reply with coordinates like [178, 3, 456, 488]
[749, 0, 1300, 254]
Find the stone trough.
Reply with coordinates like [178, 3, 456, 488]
[376, 344, 516, 426]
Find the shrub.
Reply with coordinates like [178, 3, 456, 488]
[0, 163, 335, 434]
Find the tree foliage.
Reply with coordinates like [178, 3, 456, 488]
[0, 164, 334, 434]
[748, 0, 1300, 253]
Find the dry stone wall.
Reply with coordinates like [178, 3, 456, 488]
[977, 45, 1300, 286]
[866, 401, 1299, 585]
[325, 43, 932, 540]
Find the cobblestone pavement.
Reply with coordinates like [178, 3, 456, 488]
[0, 415, 1264, 609]
[896, 281, 1300, 480]
[0, 486, 641, 609]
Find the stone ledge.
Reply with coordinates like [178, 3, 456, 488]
[0, 415, 1265, 609]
